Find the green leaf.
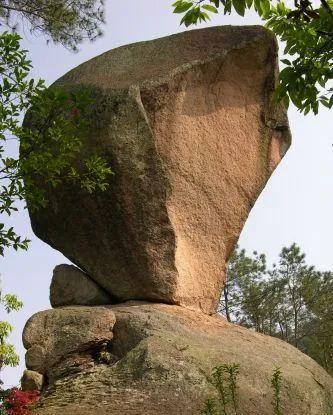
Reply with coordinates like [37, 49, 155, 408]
[282, 94, 290, 109]
[259, 0, 270, 17]
[232, 0, 246, 15]
[254, 0, 262, 15]
[174, 2, 193, 13]
[320, 97, 330, 108]
[318, 77, 326, 88]
[276, 1, 286, 15]
[202, 4, 219, 13]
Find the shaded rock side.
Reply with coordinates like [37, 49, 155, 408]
[28, 26, 291, 314]
[26, 303, 333, 415]
[21, 370, 44, 391]
[50, 264, 112, 307]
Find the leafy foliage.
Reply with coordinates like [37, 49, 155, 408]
[0, 0, 105, 51]
[221, 244, 333, 374]
[0, 31, 111, 388]
[172, 0, 333, 114]
[204, 363, 240, 415]
[0, 283, 23, 386]
[0, 31, 112, 257]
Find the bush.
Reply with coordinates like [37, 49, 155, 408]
[0, 388, 39, 415]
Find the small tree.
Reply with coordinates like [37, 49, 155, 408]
[0, 282, 23, 387]
[205, 363, 240, 415]
[270, 244, 315, 347]
[0, 31, 112, 257]
[271, 367, 283, 415]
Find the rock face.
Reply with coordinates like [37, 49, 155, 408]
[26, 303, 333, 415]
[50, 265, 112, 307]
[23, 307, 115, 383]
[21, 370, 44, 391]
[28, 26, 291, 314]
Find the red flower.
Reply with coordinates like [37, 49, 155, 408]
[3, 388, 40, 415]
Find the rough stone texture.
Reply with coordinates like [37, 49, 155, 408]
[27, 26, 291, 314]
[23, 307, 116, 379]
[21, 370, 44, 391]
[50, 264, 112, 308]
[25, 345, 46, 373]
[29, 303, 333, 415]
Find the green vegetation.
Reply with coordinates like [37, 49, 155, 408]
[173, 0, 333, 114]
[0, 30, 110, 383]
[204, 364, 285, 415]
[0, 284, 23, 386]
[204, 363, 240, 415]
[220, 244, 333, 374]
[0, 32, 112, 257]
[0, 0, 105, 51]
[271, 367, 283, 415]
[0, 0, 106, 386]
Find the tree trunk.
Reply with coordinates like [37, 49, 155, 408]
[224, 286, 231, 323]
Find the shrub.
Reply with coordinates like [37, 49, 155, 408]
[0, 388, 39, 415]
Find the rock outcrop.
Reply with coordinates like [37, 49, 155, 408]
[27, 26, 291, 314]
[50, 265, 112, 307]
[20, 26, 328, 415]
[23, 307, 115, 383]
[25, 303, 333, 415]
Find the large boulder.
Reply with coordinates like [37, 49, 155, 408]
[29, 303, 333, 415]
[27, 26, 291, 314]
[50, 265, 112, 307]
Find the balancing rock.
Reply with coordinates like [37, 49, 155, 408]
[28, 26, 291, 314]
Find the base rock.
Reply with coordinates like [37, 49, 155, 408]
[27, 303, 333, 415]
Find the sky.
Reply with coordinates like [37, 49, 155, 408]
[1, 0, 333, 387]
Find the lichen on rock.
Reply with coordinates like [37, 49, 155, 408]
[28, 303, 333, 415]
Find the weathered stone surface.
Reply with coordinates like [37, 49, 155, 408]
[50, 264, 112, 308]
[23, 307, 116, 375]
[25, 345, 46, 372]
[21, 370, 44, 391]
[31, 303, 333, 415]
[27, 26, 291, 314]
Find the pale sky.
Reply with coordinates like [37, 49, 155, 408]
[1, 1, 332, 387]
